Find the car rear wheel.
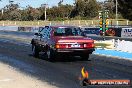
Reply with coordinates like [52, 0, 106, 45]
[81, 54, 89, 61]
[45, 49, 55, 62]
[32, 45, 39, 58]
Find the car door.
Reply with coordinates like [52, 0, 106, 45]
[39, 27, 49, 45]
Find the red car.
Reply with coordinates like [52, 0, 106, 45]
[31, 26, 95, 61]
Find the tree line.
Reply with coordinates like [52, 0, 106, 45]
[0, 0, 132, 21]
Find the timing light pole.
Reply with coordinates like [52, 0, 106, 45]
[99, 0, 109, 41]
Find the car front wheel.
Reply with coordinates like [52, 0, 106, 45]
[32, 45, 39, 58]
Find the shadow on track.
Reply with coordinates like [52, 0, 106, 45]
[29, 53, 92, 63]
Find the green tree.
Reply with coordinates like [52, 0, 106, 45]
[84, 0, 99, 18]
[40, 4, 73, 21]
[26, 6, 41, 20]
[70, 0, 99, 19]
[10, 10, 21, 20]
[100, 0, 115, 19]
[114, 0, 132, 20]
[1, 3, 20, 20]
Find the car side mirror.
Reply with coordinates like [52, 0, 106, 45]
[34, 33, 39, 35]
[34, 33, 43, 37]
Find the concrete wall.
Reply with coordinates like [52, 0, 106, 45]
[0, 26, 18, 31]
[96, 39, 132, 53]
[115, 39, 132, 53]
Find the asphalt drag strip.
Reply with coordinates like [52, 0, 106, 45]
[0, 38, 132, 88]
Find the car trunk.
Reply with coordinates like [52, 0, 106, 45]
[54, 36, 94, 49]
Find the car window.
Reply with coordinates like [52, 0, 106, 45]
[54, 27, 82, 36]
[40, 28, 47, 34]
[47, 32, 50, 38]
[38, 27, 44, 32]
[40, 27, 51, 38]
[47, 28, 52, 38]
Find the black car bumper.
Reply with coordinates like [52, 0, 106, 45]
[56, 48, 95, 53]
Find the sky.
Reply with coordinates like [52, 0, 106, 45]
[0, 0, 105, 9]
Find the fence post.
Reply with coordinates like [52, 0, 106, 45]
[85, 21, 88, 26]
[15, 21, 16, 25]
[62, 21, 64, 25]
[50, 21, 52, 26]
[127, 20, 129, 25]
[38, 21, 40, 25]
[67, 21, 69, 25]
[116, 20, 118, 26]
[10, 21, 11, 25]
[79, 20, 80, 26]
[92, 21, 94, 25]
[2, 21, 4, 26]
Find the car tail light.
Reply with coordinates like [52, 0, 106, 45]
[55, 44, 68, 49]
[84, 43, 94, 48]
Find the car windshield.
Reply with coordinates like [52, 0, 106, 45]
[54, 27, 82, 36]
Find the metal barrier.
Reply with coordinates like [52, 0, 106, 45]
[121, 28, 132, 38]
[94, 39, 115, 49]
[0, 26, 18, 31]
[0, 20, 131, 27]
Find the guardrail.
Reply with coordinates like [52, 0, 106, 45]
[0, 20, 132, 27]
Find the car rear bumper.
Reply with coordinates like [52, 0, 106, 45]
[56, 48, 95, 53]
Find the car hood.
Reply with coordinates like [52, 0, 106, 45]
[55, 36, 94, 43]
